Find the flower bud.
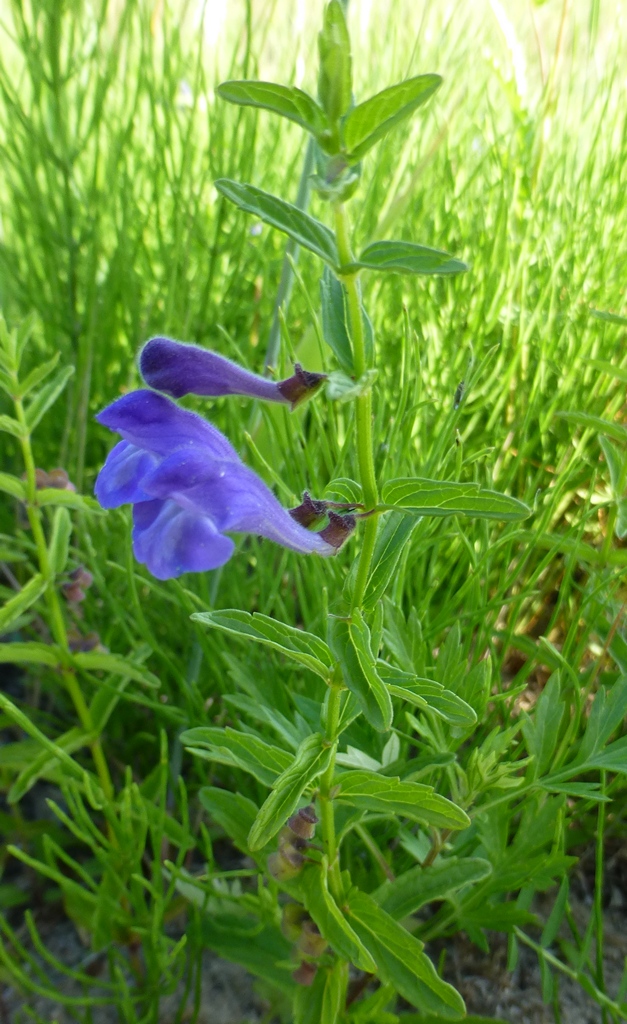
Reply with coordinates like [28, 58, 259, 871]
[281, 903, 307, 942]
[287, 805, 318, 840]
[62, 582, 87, 603]
[319, 510, 356, 550]
[292, 961, 317, 987]
[68, 630, 101, 653]
[297, 919, 328, 958]
[276, 364, 327, 409]
[267, 847, 304, 882]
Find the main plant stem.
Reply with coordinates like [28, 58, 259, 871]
[14, 398, 114, 803]
[317, 206, 381, 904]
[319, 682, 343, 900]
[333, 201, 379, 609]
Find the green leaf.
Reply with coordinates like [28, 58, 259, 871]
[335, 770, 470, 830]
[0, 642, 61, 667]
[199, 786, 259, 854]
[320, 265, 354, 372]
[215, 180, 338, 267]
[201, 917, 295, 996]
[72, 651, 161, 688]
[556, 411, 627, 445]
[248, 733, 333, 850]
[328, 616, 392, 732]
[586, 358, 627, 384]
[381, 669, 477, 727]
[182, 726, 291, 787]
[48, 507, 72, 575]
[25, 365, 74, 431]
[217, 80, 327, 136]
[590, 308, 627, 326]
[0, 414, 25, 439]
[373, 857, 492, 920]
[586, 736, 627, 773]
[0, 472, 26, 500]
[600, 435, 627, 497]
[36, 488, 102, 512]
[343, 75, 441, 161]
[300, 861, 376, 971]
[15, 352, 60, 398]
[317, 0, 352, 124]
[362, 512, 417, 610]
[0, 690, 99, 801]
[326, 369, 377, 402]
[0, 574, 47, 632]
[346, 891, 465, 1018]
[381, 477, 530, 521]
[350, 240, 467, 276]
[9, 727, 89, 804]
[191, 609, 332, 680]
[521, 673, 564, 777]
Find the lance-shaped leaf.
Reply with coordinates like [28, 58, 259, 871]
[215, 180, 338, 267]
[0, 574, 47, 632]
[36, 489, 102, 512]
[590, 308, 627, 326]
[191, 609, 333, 680]
[345, 891, 466, 1019]
[378, 665, 477, 728]
[300, 861, 376, 971]
[72, 651, 161, 689]
[334, 769, 469, 830]
[343, 74, 442, 162]
[328, 615, 392, 732]
[349, 240, 467, 276]
[318, 0, 352, 124]
[25, 365, 74, 431]
[217, 80, 327, 136]
[0, 473, 26, 500]
[182, 726, 291, 787]
[0, 642, 61, 667]
[382, 477, 530, 521]
[373, 857, 492, 920]
[248, 733, 333, 850]
[556, 411, 627, 445]
[199, 786, 258, 855]
[9, 726, 89, 804]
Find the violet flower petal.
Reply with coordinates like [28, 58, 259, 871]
[132, 499, 235, 579]
[96, 390, 238, 460]
[140, 337, 286, 403]
[94, 441, 158, 508]
[141, 450, 334, 556]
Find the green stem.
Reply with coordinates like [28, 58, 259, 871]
[333, 202, 379, 608]
[14, 399, 114, 803]
[319, 683, 343, 901]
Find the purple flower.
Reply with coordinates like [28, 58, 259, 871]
[95, 390, 341, 580]
[140, 336, 326, 409]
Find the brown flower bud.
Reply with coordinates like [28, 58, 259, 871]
[267, 848, 304, 882]
[292, 962, 317, 987]
[281, 903, 307, 942]
[277, 364, 327, 409]
[62, 582, 86, 603]
[69, 566, 94, 590]
[319, 510, 356, 550]
[287, 805, 318, 840]
[289, 492, 328, 529]
[297, 920, 328, 958]
[47, 468, 76, 492]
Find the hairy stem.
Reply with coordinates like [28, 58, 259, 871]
[318, 683, 343, 901]
[333, 202, 379, 608]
